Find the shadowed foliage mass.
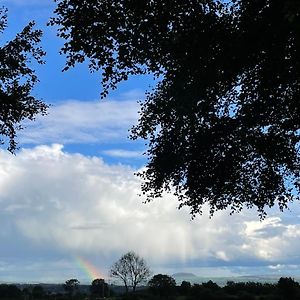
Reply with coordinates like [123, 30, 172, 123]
[51, 0, 300, 218]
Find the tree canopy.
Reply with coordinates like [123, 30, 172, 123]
[148, 274, 177, 298]
[63, 279, 80, 296]
[0, 8, 47, 152]
[110, 251, 151, 293]
[51, 0, 300, 218]
[90, 278, 109, 298]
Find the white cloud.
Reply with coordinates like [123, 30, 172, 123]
[102, 149, 143, 158]
[242, 216, 300, 262]
[19, 99, 140, 145]
[215, 251, 230, 262]
[1, 144, 300, 281]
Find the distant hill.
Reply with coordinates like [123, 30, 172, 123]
[172, 272, 198, 278]
[172, 273, 199, 284]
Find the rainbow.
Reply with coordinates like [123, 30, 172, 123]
[74, 256, 105, 281]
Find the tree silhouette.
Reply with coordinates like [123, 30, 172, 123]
[51, 0, 300, 218]
[278, 277, 299, 299]
[0, 284, 22, 299]
[63, 279, 80, 297]
[148, 274, 176, 298]
[179, 281, 191, 295]
[110, 251, 151, 293]
[32, 285, 45, 299]
[0, 7, 47, 152]
[90, 278, 109, 298]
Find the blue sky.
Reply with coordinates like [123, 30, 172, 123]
[1, 0, 300, 284]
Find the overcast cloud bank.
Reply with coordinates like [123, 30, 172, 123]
[1, 145, 300, 282]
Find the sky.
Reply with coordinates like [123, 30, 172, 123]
[2, 0, 300, 284]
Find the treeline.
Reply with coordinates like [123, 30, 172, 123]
[137, 275, 300, 300]
[0, 276, 299, 300]
[0, 278, 111, 300]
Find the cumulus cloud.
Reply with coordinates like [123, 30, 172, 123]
[1, 145, 300, 281]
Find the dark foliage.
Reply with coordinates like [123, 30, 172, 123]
[31, 285, 46, 299]
[224, 280, 276, 296]
[52, 0, 300, 218]
[0, 284, 22, 299]
[202, 280, 220, 290]
[120, 293, 145, 300]
[187, 282, 225, 300]
[277, 277, 299, 298]
[0, 278, 299, 300]
[63, 279, 80, 297]
[148, 274, 176, 298]
[0, 7, 48, 152]
[179, 281, 191, 295]
[90, 278, 109, 298]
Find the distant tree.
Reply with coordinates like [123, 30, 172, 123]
[63, 279, 80, 297]
[22, 287, 31, 300]
[277, 277, 299, 298]
[110, 251, 151, 293]
[0, 7, 47, 153]
[0, 284, 22, 299]
[32, 285, 45, 299]
[179, 281, 191, 295]
[224, 281, 243, 295]
[224, 281, 276, 297]
[52, 0, 300, 218]
[202, 280, 220, 290]
[148, 274, 176, 298]
[188, 282, 224, 300]
[188, 284, 203, 300]
[90, 278, 109, 298]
